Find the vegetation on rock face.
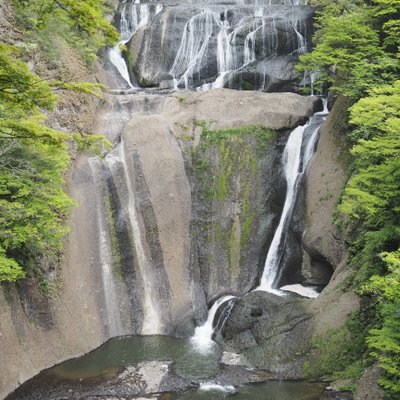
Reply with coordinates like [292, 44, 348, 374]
[297, 0, 400, 99]
[14, 0, 119, 65]
[0, 1, 118, 282]
[191, 124, 275, 276]
[299, 0, 400, 396]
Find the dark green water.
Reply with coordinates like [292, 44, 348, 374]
[181, 381, 326, 400]
[7, 336, 326, 400]
[50, 335, 221, 380]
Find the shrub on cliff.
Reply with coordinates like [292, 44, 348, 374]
[0, 0, 116, 282]
[298, 0, 400, 397]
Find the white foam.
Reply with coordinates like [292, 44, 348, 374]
[280, 284, 320, 299]
[190, 295, 235, 353]
[199, 382, 236, 393]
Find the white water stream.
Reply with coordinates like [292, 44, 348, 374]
[193, 105, 328, 350]
[256, 113, 327, 295]
[102, 0, 322, 344]
[258, 123, 306, 293]
[109, 1, 163, 88]
[170, 4, 308, 90]
[191, 295, 235, 352]
[89, 158, 124, 337]
[113, 143, 162, 335]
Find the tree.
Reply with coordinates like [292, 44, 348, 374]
[297, 0, 400, 98]
[16, 0, 119, 47]
[364, 250, 400, 397]
[0, 42, 106, 143]
[0, 0, 116, 282]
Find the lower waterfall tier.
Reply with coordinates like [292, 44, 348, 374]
[0, 89, 356, 400]
[84, 89, 320, 337]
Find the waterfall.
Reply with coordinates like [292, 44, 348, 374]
[292, 20, 307, 55]
[98, 0, 319, 342]
[191, 295, 236, 352]
[109, 46, 134, 88]
[170, 10, 222, 90]
[109, 1, 163, 89]
[259, 124, 305, 293]
[256, 108, 328, 296]
[169, 2, 309, 91]
[89, 158, 124, 337]
[110, 143, 163, 335]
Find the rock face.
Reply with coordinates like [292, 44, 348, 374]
[301, 97, 349, 282]
[216, 98, 361, 380]
[220, 291, 313, 377]
[0, 1, 107, 397]
[86, 89, 320, 338]
[0, 76, 320, 398]
[0, 1, 362, 397]
[124, 0, 313, 91]
[0, 175, 106, 397]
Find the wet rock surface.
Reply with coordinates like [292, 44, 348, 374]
[125, 0, 313, 91]
[319, 389, 353, 400]
[6, 361, 193, 400]
[220, 291, 313, 377]
[6, 360, 278, 400]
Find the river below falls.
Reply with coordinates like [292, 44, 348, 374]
[7, 335, 326, 400]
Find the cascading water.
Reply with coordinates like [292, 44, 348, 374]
[89, 158, 124, 337]
[191, 295, 236, 352]
[110, 143, 163, 334]
[88, 138, 164, 335]
[256, 105, 329, 296]
[193, 105, 328, 347]
[98, 0, 319, 343]
[167, 1, 309, 91]
[109, 0, 163, 89]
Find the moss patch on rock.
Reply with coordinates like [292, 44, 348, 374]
[190, 124, 276, 282]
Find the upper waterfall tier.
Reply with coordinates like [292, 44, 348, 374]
[120, 0, 312, 91]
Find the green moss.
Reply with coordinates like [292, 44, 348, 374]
[126, 50, 135, 70]
[306, 312, 371, 382]
[201, 125, 275, 146]
[192, 158, 209, 173]
[215, 228, 226, 244]
[229, 223, 241, 272]
[251, 157, 257, 174]
[241, 80, 254, 91]
[190, 123, 271, 275]
[217, 174, 227, 201]
[241, 215, 253, 248]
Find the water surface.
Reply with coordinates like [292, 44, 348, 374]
[7, 336, 325, 400]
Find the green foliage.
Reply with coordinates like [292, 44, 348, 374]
[338, 81, 400, 281]
[0, 139, 74, 281]
[302, 2, 400, 395]
[297, 0, 400, 98]
[0, 0, 114, 283]
[201, 125, 275, 147]
[14, 0, 119, 46]
[0, 248, 25, 282]
[308, 312, 370, 383]
[363, 250, 400, 397]
[0, 43, 107, 145]
[334, 80, 400, 396]
[11, 0, 119, 66]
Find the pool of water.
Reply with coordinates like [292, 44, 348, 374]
[7, 335, 326, 400]
[180, 381, 326, 399]
[49, 335, 221, 381]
